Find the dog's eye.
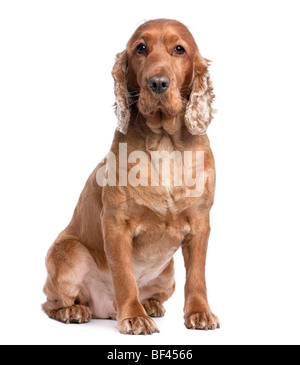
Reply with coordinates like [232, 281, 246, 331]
[136, 43, 147, 55]
[173, 45, 186, 56]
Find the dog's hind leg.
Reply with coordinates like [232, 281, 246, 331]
[140, 259, 176, 318]
[42, 237, 96, 324]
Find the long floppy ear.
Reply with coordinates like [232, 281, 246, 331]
[112, 51, 130, 134]
[185, 54, 215, 135]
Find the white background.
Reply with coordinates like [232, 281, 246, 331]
[0, 0, 300, 345]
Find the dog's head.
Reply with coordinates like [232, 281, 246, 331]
[112, 19, 214, 135]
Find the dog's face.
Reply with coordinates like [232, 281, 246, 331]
[112, 19, 214, 135]
[126, 20, 195, 118]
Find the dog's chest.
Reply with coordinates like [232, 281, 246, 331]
[131, 215, 190, 287]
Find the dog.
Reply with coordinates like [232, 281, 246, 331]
[42, 19, 220, 334]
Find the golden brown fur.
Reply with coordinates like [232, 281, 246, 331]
[42, 19, 220, 334]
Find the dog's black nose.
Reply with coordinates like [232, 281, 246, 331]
[148, 75, 171, 94]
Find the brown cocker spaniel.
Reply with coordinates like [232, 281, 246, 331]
[42, 19, 220, 334]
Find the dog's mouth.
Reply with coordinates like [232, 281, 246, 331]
[136, 88, 183, 119]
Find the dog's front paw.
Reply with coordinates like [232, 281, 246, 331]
[118, 315, 160, 335]
[184, 311, 220, 330]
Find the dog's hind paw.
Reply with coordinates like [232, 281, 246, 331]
[49, 304, 92, 324]
[142, 298, 166, 317]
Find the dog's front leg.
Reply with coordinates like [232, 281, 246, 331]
[182, 212, 220, 330]
[103, 217, 159, 335]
